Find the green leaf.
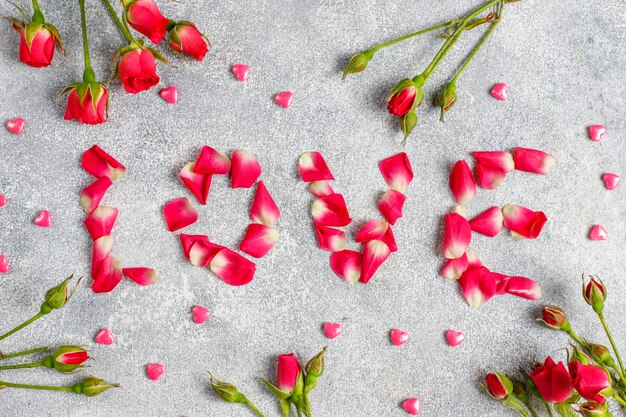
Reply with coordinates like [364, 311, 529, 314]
[553, 403, 577, 417]
[260, 378, 291, 400]
[146, 47, 169, 65]
[44, 23, 64, 53]
[281, 399, 291, 417]
[25, 22, 43, 48]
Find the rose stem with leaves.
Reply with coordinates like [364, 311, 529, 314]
[0, 381, 74, 392]
[0, 347, 48, 361]
[30, 0, 45, 23]
[598, 313, 626, 375]
[101, 0, 134, 43]
[78, 0, 97, 83]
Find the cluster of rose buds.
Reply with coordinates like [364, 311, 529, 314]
[81, 145, 159, 293]
[9, 0, 209, 124]
[0, 276, 117, 397]
[440, 148, 555, 307]
[298, 152, 412, 284]
[211, 348, 326, 417]
[166, 147, 279, 286]
[484, 276, 626, 416]
[343, 0, 519, 141]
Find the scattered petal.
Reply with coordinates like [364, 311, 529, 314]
[472, 151, 515, 173]
[314, 224, 348, 252]
[588, 125, 606, 142]
[443, 213, 472, 259]
[458, 266, 496, 308]
[84, 206, 118, 240]
[402, 398, 421, 415]
[502, 204, 547, 239]
[329, 250, 361, 283]
[193, 146, 231, 175]
[92, 236, 113, 275]
[122, 268, 159, 286]
[469, 206, 503, 237]
[379, 152, 413, 193]
[146, 363, 165, 381]
[274, 91, 293, 108]
[5, 117, 25, 135]
[492, 272, 509, 295]
[311, 194, 351, 227]
[92, 256, 123, 294]
[360, 240, 391, 284]
[588, 225, 607, 241]
[189, 240, 223, 267]
[390, 329, 409, 346]
[299, 152, 334, 182]
[377, 190, 406, 225]
[231, 149, 261, 189]
[513, 148, 556, 175]
[81, 145, 126, 180]
[355, 220, 389, 243]
[80, 177, 113, 214]
[490, 83, 509, 101]
[466, 249, 482, 270]
[179, 234, 210, 259]
[450, 205, 467, 219]
[0, 195, 6, 207]
[323, 322, 342, 339]
[231, 64, 250, 81]
[602, 173, 620, 190]
[163, 198, 198, 232]
[380, 226, 397, 253]
[504, 276, 542, 300]
[239, 224, 279, 258]
[440, 253, 469, 280]
[308, 181, 334, 198]
[192, 305, 211, 324]
[34, 210, 51, 227]
[476, 163, 507, 190]
[180, 162, 211, 205]
[209, 248, 256, 286]
[0, 255, 9, 273]
[446, 330, 465, 347]
[95, 328, 115, 345]
[250, 181, 280, 226]
[159, 86, 178, 104]
[449, 160, 476, 205]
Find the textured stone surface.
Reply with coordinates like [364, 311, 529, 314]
[0, 0, 624, 416]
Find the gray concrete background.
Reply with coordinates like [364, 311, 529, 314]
[0, 0, 624, 416]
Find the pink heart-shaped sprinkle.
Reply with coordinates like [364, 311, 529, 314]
[323, 322, 343, 339]
[160, 87, 178, 104]
[490, 83, 509, 101]
[588, 225, 607, 241]
[588, 125, 606, 142]
[6, 118, 25, 135]
[0, 195, 6, 207]
[402, 398, 421, 415]
[146, 363, 165, 381]
[446, 329, 465, 347]
[602, 173, 620, 190]
[34, 210, 51, 227]
[390, 328, 409, 346]
[231, 64, 250, 82]
[0, 255, 9, 273]
[95, 328, 115, 345]
[274, 91, 293, 108]
[192, 305, 211, 324]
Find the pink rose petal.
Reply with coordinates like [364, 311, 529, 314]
[299, 152, 334, 182]
[390, 329, 409, 346]
[360, 240, 391, 284]
[449, 160, 476, 205]
[402, 398, 421, 415]
[92, 236, 113, 276]
[311, 194, 351, 227]
[231, 149, 262, 189]
[308, 181, 335, 198]
[323, 322, 342, 339]
[512, 148, 556, 175]
[502, 204, 547, 239]
[602, 173, 620, 190]
[80, 177, 113, 214]
[209, 248, 256, 286]
[472, 151, 515, 173]
[122, 268, 159, 286]
[588, 125, 606, 142]
[446, 330, 465, 347]
[443, 213, 472, 259]
[159, 86, 178, 104]
[250, 181, 280, 227]
[439, 253, 469, 280]
[180, 162, 212, 205]
[6, 117, 25, 135]
[490, 83, 509, 101]
[458, 266, 496, 308]
[95, 328, 115, 345]
[179, 234, 210, 260]
[377, 190, 406, 225]
[239, 223, 279, 258]
[379, 152, 413, 193]
[81, 145, 126, 181]
[231, 64, 250, 82]
[274, 91, 293, 108]
[194, 146, 231, 175]
[84, 206, 118, 240]
[588, 225, 607, 241]
[189, 240, 223, 267]
[0, 255, 9, 273]
[355, 220, 388, 243]
[192, 305, 211, 324]
[314, 224, 348, 252]
[329, 250, 361, 283]
[92, 256, 123, 294]
[504, 276, 542, 300]
[34, 210, 51, 227]
[469, 206, 503, 237]
[146, 363, 165, 381]
[476, 163, 507, 190]
[163, 198, 198, 232]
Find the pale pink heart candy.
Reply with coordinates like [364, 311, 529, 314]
[192, 305, 210, 324]
[588, 225, 607, 241]
[588, 125, 606, 142]
[146, 363, 165, 381]
[231, 64, 250, 81]
[6, 118, 25, 135]
[159, 87, 178, 104]
[0, 195, 6, 207]
[34, 210, 51, 227]
[602, 173, 620, 190]
[446, 330, 465, 347]
[95, 328, 115, 345]
[323, 322, 343, 339]
[402, 397, 421, 415]
[390, 329, 409, 346]
[490, 83, 509, 101]
[0, 255, 9, 273]
[274, 91, 293, 108]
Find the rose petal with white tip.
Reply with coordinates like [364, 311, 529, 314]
[458, 266, 496, 308]
[92, 256, 123, 294]
[476, 163, 507, 190]
[473, 151, 515, 173]
[502, 204, 547, 239]
[122, 268, 159, 286]
[163, 198, 198, 232]
[209, 248, 256, 286]
[250, 181, 280, 227]
[81, 145, 126, 180]
[377, 190, 406, 225]
[193, 146, 231, 175]
[381, 226, 397, 253]
[314, 224, 348, 252]
[179, 234, 210, 259]
[379, 152, 413, 193]
[84, 206, 118, 240]
[466, 249, 482, 270]
[308, 181, 334, 198]
[329, 250, 361, 283]
[92, 236, 113, 275]
[449, 160, 476, 205]
[469, 206, 503, 237]
[443, 213, 472, 259]
[298, 152, 334, 182]
[189, 240, 223, 267]
[360, 240, 391, 284]
[504, 276, 542, 300]
[513, 148, 556, 175]
[311, 194, 351, 227]
[355, 220, 388, 242]
[80, 177, 113, 214]
[239, 224, 279, 258]
[440, 253, 469, 280]
[180, 162, 211, 205]
[231, 149, 262, 189]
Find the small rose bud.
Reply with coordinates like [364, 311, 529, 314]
[401, 111, 418, 143]
[63, 82, 109, 125]
[168, 21, 209, 61]
[483, 372, 513, 400]
[588, 343, 617, 369]
[387, 79, 419, 117]
[571, 346, 592, 365]
[209, 373, 248, 404]
[539, 306, 570, 331]
[582, 276, 607, 314]
[579, 401, 610, 417]
[342, 51, 373, 79]
[277, 353, 302, 395]
[41, 276, 81, 314]
[304, 347, 326, 393]
[43, 345, 90, 373]
[438, 82, 457, 122]
[72, 377, 118, 397]
[123, 0, 170, 44]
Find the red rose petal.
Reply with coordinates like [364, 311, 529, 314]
[360, 240, 391, 284]
[502, 204, 547, 239]
[180, 162, 212, 205]
[355, 220, 388, 243]
[513, 148, 556, 175]
[209, 248, 256, 286]
[298, 152, 334, 182]
[193, 146, 231, 175]
[314, 224, 347, 252]
[92, 256, 123, 294]
[329, 250, 361, 283]
[92, 236, 113, 276]
[476, 163, 507, 190]
[189, 240, 223, 267]
[449, 160, 476, 205]
[472, 151, 515, 173]
[81, 145, 126, 180]
[379, 152, 413, 193]
[439, 253, 469, 280]
[80, 177, 113, 214]
[231, 149, 262, 189]
[458, 266, 496, 308]
[469, 206, 503, 237]
[311, 194, 351, 227]
[163, 198, 198, 232]
[250, 181, 280, 227]
[377, 190, 406, 225]
[239, 223, 279, 258]
[122, 267, 159, 286]
[504, 276, 542, 300]
[84, 206, 118, 240]
[443, 213, 472, 259]
[308, 181, 334, 198]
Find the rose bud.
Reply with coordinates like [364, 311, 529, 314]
[209, 373, 248, 404]
[11, 20, 63, 68]
[168, 21, 210, 61]
[438, 81, 457, 122]
[511, 379, 528, 403]
[304, 347, 326, 393]
[122, 0, 170, 44]
[579, 401, 611, 417]
[569, 361, 614, 403]
[529, 357, 574, 403]
[262, 353, 304, 402]
[72, 377, 119, 396]
[401, 111, 418, 143]
[483, 372, 513, 400]
[342, 51, 373, 79]
[582, 276, 607, 314]
[539, 306, 570, 331]
[42, 345, 90, 373]
[116, 45, 165, 94]
[41, 275, 82, 314]
[387, 79, 420, 117]
[588, 343, 617, 369]
[63, 82, 109, 125]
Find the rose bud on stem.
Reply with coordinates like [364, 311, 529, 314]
[262, 353, 305, 417]
[209, 373, 267, 417]
[167, 21, 210, 61]
[482, 372, 534, 416]
[122, 0, 169, 44]
[0, 376, 117, 397]
[0, 346, 89, 373]
[303, 347, 326, 416]
[538, 306, 588, 348]
[9, 0, 64, 67]
[578, 401, 610, 417]
[0, 276, 81, 341]
[61, 0, 108, 124]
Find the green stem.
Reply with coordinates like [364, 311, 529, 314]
[0, 312, 44, 341]
[451, 4, 502, 83]
[31, 0, 44, 22]
[101, 0, 134, 43]
[541, 400, 554, 417]
[565, 329, 585, 347]
[0, 347, 48, 361]
[370, 20, 461, 53]
[0, 361, 44, 371]
[525, 402, 539, 417]
[244, 400, 266, 417]
[78, 0, 95, 81]
[613, 393, 626, 408]
[0, 380, 74, 392]
[599, 314, 626, 375]
[420, 0, 501, 81]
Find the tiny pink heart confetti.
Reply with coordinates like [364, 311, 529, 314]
[602, 173, 620, 190]
[274, 91, 293, 108]
[0, 195, 6, 207]
[231, 64, 250, 82]
[95, 328, 115, 345]
[146, 363, 165, 381]
[390, 329, 409, 346]
[160, 87, 178, 104]
[192, 305, 211, 324]
[34, 210, 51, 227]
[402, 398, 421, 415]
[588, 125, 606, 142]
[446, 330, 465, 347]
[323, 322, 343, 339]
[0, 255, 9, 273]
[490, 83, 509, 101]
[588, 225, 607, 241]
[6, 118, 25, 135]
